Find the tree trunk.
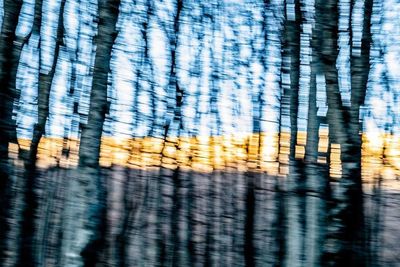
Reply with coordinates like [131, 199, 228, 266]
[62, 1, 120, 266]
[29, 0, 66, 167]
[0, 0, 24, 263]
[281, 1, 303, 266]
[303, 46, 327, 266]
[78, 2, 119, 168]
[315, 0, 373, 264]
[16, 1, 66, 266]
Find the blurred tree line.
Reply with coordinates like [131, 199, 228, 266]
[0, 0, 397, 266]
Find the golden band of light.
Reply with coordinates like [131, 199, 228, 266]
[8, 132, 400, 183]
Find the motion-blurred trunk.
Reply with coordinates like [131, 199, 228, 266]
[281, 0, 303, 266]
[157, 0, 183, 265]
[284, 0, 302, 187]
[345, 0, 373, 263]
[0, 0, 24, 263]
[160, 0, 183, 146]
[303, 44, 328, 266]
[29, 0, 65, 170]
[315, 0, 350, 263]
[244, 171, 255, 267]
[315, 0, 372, 264]
[16, 1, 66, 266]
[14, 0, 43, 263]
[61, 0, 120, 266]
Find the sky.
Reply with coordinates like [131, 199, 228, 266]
[4, 0, 399, 141]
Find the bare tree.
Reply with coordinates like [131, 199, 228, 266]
[62, 0, 120, 266]
[314, 0, 373, 264]
[0, 0, 24, 262]
[15, 1, 66, 266]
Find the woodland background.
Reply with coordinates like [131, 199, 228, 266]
[0, 0, 399, 266]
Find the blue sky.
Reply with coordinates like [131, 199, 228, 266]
[5, 0, 399, 140]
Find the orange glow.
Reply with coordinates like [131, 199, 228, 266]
[8, 132, 400, 182]
[330, 143, 342, 179]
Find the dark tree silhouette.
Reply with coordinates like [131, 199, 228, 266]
[62, 0, 120, 266]
[0, 0, 24, 262]
[315, 0, 373, 265]
[16, 1, 66, 266]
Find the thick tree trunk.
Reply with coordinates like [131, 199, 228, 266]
[78, 1, 119, 168]
[0, 0, 24, 263]
[315, 0, 373, 265]
[62, 1, 120, 266]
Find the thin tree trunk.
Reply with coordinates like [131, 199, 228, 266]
[244, 171, 255, 267]
[14, 1, 43, 266]
[160, 0, 183, 152]
[16, 1, 66, 266]
[29, 0, 66, 167]
[281, 1, 303, 266]
[286, 0, 302, 185]
[156, 1, 183, 265]
[304, 46, 327, 266]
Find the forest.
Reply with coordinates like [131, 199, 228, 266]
[0, 0, 399, 266]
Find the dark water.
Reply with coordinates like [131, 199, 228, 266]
[2, 166, 399, 267]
